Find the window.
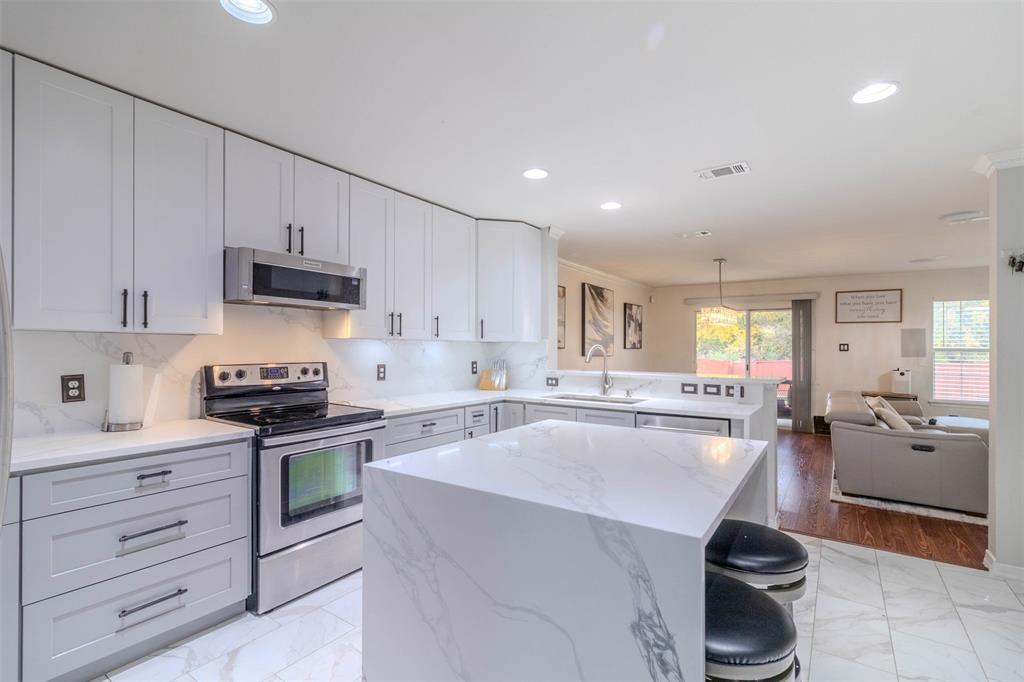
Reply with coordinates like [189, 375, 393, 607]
[932, 300, 989, 402]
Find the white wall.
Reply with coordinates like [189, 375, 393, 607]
[647, 267, 989, 418]
[557, 260, 654, 372]
[12, 305, 548, 437]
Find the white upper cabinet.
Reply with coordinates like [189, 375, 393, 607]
[133, 100, 224, 335]
[1, 51, 11, 299]
[477, 220, 542, 342]
[294, 157, 350, 263]
[346, 177, 394, 338]
[224, 132, 295, 254]
[431, 206, 476, 341]
[391, 193, 432, 340]
[13, 57, 134, 332]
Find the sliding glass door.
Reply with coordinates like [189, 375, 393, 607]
[696, 308, 794, 418]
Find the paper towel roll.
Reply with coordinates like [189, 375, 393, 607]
[108, 362, 145, 426]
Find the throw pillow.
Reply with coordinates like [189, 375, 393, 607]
[874, 406, 915, 432]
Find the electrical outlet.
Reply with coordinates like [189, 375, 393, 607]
[376, 364, 386, 381]
[546, 377, 559, 387]
[839, 343, 850, 352]
[471, 361, 478, 375]
[61, 374, 86, 403]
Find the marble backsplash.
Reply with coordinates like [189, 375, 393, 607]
[13, 305, 549, 437]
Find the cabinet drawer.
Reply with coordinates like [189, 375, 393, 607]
[385, 408, 464, 445]
[576, 408, 636, 428]
[23, 476, 248, 604]
[23, 538, 249, 682]
[384, 430, 463, 459]
[22, 439, 249, 519]
[635, 413, 731, 437]
[464, 405, 490, 427]
[2, 478, 17, 525]
[464, 422, 492, 439]
[524, 403, 578, 424]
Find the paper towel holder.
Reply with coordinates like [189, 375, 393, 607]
[102, 352, 144, 432]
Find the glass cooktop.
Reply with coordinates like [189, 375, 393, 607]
[212, 402, 384, 436]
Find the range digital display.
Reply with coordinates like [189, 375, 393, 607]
[260, 366, 289, 380]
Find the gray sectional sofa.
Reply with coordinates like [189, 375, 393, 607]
[824, 391, 988, 515]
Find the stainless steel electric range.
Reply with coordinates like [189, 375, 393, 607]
[201, 362, 385, 614]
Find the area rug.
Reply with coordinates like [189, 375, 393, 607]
[830, 471, 988, 526]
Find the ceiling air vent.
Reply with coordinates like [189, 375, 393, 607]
[695, 161, 750, 181]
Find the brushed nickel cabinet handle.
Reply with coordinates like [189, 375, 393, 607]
[119, 519, 188, 543]
[118, 588, 188, 619]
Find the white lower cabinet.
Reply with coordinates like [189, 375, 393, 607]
[22, 538, 249, 682]
[1, 479, 19, 682]
[524, 403, 578, 424]
[576, 408, 636, 428]
[23, 476, 248, 603]
[385, 408, 465, 445]
[493, 402, 525, 431]
[465, 422, 492, 439]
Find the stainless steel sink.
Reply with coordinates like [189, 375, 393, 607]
[549, 393, 646, 405]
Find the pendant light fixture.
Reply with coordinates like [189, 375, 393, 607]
[701, 258, 736, 327]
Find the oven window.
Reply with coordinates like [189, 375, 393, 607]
[281, 441, 367, 526]
[253, 263, 362, 305]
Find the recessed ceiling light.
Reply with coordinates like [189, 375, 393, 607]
[600, 201, 622, 211]
[695, 229, 713, 237]
[220, 0, 275, 24]
[939, 210, 989, 224]
[522, 168, 548, 180]
[851, 81, 901, 104]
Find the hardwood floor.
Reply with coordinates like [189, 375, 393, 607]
[776, 429, 988, 569]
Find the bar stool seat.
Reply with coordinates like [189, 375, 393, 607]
[705, 572, 798, 681]
[706, 520, 808, 602]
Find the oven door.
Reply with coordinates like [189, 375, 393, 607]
[258, 421, 384, 555]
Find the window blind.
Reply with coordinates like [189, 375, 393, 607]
[932, 300, 989, 402]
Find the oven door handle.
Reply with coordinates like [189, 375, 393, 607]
[259, 420, 388, 449]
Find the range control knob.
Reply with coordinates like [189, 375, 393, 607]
[300, 367, 310, 377]
[217, 370, 231, 383]
[234, 369, 248, 381]
[312, 367, 322, 377]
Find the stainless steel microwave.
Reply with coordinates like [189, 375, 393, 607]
[224, 247, 367, 311]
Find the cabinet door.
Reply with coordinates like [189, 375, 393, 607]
[476, 221, 518, 341]
[347, 177, 394, 338]
[13, 56, 134, 331]
[392, 193, 432, 340]
[0, 50, 10, 298]
[514, 223, 543, 342]
[224, 132, 294, 253]
[134, 101, 224, 334]
[431, 206, 476, 340]
[0, 523, 17, 682]
[294, 157, 349, 263]
[495, 402, 525, 431]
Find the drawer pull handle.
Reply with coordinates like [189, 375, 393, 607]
[421, 422, 437, 428]
[911, 444, 936, 452]
[119, 519, 189, 543]
[118, 587, 188, 619]
[472, 412, 485, 418]
[137, 469, 173, 482]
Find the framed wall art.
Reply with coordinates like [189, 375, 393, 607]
[835, 289, 903, 323]
[581, 282, 614, 355]
[624, 302, 643, 349]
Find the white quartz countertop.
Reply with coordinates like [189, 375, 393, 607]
[367, 420, 768, 540]
[348, 388, 761, 420]
[11, 419, 255, 475]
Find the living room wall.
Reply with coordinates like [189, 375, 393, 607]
[557, 260, 656, 371]
[646, 267, 990, 419]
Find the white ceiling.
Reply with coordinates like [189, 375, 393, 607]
[1, 1, 1020, 286]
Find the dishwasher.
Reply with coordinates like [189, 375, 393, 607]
[636, 413, 731, 437]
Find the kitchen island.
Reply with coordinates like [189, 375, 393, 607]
[363, 420, 769, 681]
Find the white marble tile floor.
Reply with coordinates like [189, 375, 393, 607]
[102, 537, 1024, 682]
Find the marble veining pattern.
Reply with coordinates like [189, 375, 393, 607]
[99, 535, 1023, 682]
[12, 305, 549, 437]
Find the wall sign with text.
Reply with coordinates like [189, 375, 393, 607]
[835, 289, 903, 323]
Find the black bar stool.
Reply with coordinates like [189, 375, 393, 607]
[705, 572, 798, 681]
[705, 520, 809, 615]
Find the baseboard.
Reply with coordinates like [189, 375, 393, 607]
[984, 549, 1024, 580]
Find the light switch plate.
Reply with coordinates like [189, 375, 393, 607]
[471, 361, 478, 375]
[681, 382, 698, 395]
[61, 374, 85, 403]
[546, 377, 559, 387]
[703, 384, 722, 396]
[376, 364, 386, 381]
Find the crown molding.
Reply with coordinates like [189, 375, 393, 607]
[558, 258, 651, 288]
[974, 149, 1024, 178]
